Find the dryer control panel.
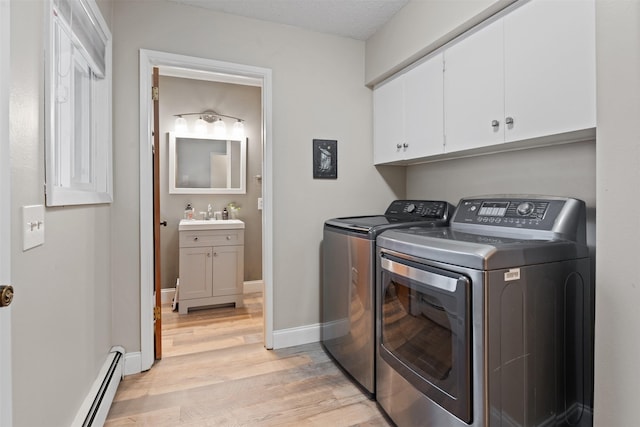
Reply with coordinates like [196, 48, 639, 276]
[452, 196, 586, 242]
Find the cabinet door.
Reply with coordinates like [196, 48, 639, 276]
[504, 0, 596, 142]
[444, 19, 504, 153]
[373, 76, 404, 164]
[179, 247, 213, 300]
[404, 52, 445, 158]
[211, 245, 243, 297]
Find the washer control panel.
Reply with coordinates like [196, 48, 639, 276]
[453, 197, 569, 230]
[385, 200, 451, 220]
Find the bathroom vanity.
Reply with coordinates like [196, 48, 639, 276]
[178, 219, 244, 314]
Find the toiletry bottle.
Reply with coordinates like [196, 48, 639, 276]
[222, 207, 229, 220]
[185, 203, 194, 220]
[207, 204, 213, 220]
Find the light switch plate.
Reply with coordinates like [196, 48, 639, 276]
[258, 197, 263, 211]
[23, 205, 45, 251]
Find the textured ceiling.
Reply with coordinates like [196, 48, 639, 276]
[166, 0, 410, 40]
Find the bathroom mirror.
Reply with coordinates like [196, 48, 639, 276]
[168, 132, 246, 194]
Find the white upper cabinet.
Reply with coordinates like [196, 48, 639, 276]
[443, 20, 504, 153]
[503, 0, 596, 142]
[374, 52, 444, 165]
[373, 0, 596, 164]
[373, 75, 404, 164]
[444, 0, 595, 153]
[404, 53, 445, 159]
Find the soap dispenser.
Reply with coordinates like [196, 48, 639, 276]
[222, 207, 229, 220]
[184, 203, 194, 220]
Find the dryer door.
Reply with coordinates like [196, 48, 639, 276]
[379, 252, 472, 423]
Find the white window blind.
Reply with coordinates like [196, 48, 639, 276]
[46, 0, 112, 206]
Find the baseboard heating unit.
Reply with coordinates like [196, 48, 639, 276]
[71, 346, 124, 427]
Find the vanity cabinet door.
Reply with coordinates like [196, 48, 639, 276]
[503, 0, 596, 142]
[211, 245, 244, 297]
[179, 246, 213, 300]
[444, 19, 504, 153]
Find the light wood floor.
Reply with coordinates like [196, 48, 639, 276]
[105, 293, 392, 426]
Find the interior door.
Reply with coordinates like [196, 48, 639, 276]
[0, 1, 13, 424]
[153, 67, 162, 360]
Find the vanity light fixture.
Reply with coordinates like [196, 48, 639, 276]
[232, 119, 245, 140]
[194, 117, 208, 134]
[212, 117, 226, 138]
[174, 116, 188, 133]
[173, 109, 245, 139]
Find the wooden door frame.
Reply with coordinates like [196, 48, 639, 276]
[138, 49, 273, 372]
[0, 0, 12, 423]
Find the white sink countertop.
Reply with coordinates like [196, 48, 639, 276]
[179, 219, 245, 231]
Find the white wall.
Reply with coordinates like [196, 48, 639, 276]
[365, 0, 513, 85]
[111, 0, 405, 352]
[594, 1, 640, 424]
[9, 0, 114, 425]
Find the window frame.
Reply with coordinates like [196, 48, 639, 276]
[44, 0, 113, 206]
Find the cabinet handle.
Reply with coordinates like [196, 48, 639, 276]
[226, 236, 232, 240]
[213, 252, 218, 257]
[396, 143, 402, 149]
[505, 116, 514, 125]
[402, 143, 409, 149]
[491, 120, 500, 128]
[193, 237, 199, 241]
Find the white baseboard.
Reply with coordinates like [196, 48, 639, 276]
[272, 323, 320, 349]
[161, 288, 175, 304]
[243, 280, 263, 294]
[123, 351, 142, 376]
[71, 346, 124, 426]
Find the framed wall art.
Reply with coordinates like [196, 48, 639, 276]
[312, 139, 337, 179]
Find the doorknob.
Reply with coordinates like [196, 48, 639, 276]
[160, 221, 167, 227]
[0, 285, 14, 307]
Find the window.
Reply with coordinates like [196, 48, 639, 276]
[45, 0, 112, 205]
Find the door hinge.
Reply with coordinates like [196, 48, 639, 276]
[152, 86, 159, 101]
[154, 306, 161, 321]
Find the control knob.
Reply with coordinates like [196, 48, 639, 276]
[406, 203, 416, 213]
[516, 202, 535, 216]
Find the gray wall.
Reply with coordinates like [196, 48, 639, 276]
[594, 1, 640, 424]
[406, 142, 596, 247]
[159, 76, 263, 287]
[110, 0, 405, 352]
[9, 0, 114, 426]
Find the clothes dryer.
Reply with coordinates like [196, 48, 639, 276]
[376, 195, 593, 427]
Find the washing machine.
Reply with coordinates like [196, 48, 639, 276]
[376, 195, 593, 427]
[321, 200, 454, 396]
